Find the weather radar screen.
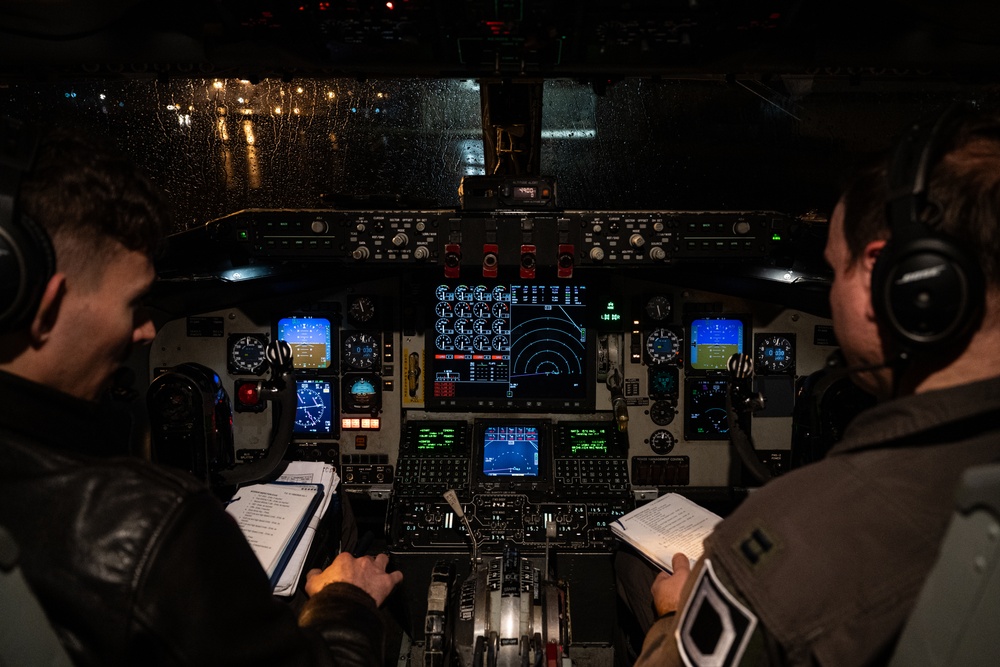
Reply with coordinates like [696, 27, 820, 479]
[427, 283, 593, 411]
[482, 423, 540, 477]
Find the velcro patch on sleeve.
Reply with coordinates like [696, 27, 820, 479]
[675, 559, 758, 667]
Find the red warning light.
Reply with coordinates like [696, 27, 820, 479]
[237, 382, 259, 406]
[386, 1, 395, 9]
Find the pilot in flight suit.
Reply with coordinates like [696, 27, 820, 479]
[621, 107, 1000, 666]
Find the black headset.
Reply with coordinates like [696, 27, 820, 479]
[0, 117, 55, 334]
[870, 103, 986, 357]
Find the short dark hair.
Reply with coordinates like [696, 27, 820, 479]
[840, 108, 1000, 287]
[19, 127, 168, 275]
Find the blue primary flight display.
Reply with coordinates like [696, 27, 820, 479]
[277, 316, 332, 370]
[689, 317, 745, 372]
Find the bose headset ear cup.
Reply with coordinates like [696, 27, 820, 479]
[0, 209, 55, 333]
[871, 235, 984, 350]
[872, 103, 986, 355]
[0, 118, 55, 334]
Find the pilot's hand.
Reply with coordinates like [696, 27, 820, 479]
[650, 552, 692, 617]
[305, 551, 403, 606]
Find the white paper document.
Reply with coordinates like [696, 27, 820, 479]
[612, 493, 722, 572]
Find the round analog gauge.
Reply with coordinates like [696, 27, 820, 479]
[473, 335, 491, 351]
[454, 285, 472, 301]
[492, 301, 510, 318]
[454, 318, 473, 335]
[645, 295, 672, 321]
[454, 301, 472, 318]
[756, 334, 795, 373]
[492, 285, 509, 301]
[435, 318, 452, 334]
[348, 295, 375, 323]
[435, 285, 450, 300]
[649, 430, 676, 455]
[492, 318, 509, 334]
[229, 334, 268, 375]
[473, 285, 490, 301]
[343, 374, 381, 413]
[473, 319, 490, 334]
[648, 365, 679, 400]
[646, 328, 680, 364]
[343, 332, 379, 370]
[454, 334, 472, 351]
[435, 301, 453, 317]
[472, 301, 491, 318]
[492, 334, 510, 350]
[650, 400, 676, 426]
[435, 334, 452, 350]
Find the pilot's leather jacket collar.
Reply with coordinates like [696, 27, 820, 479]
[0, 369, 132, 458]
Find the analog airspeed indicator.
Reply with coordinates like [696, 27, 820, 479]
[228, 333, 269, 375]
[645, 328, 681, 365]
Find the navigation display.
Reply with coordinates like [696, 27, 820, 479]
[426, 283, 594, 411]
[277, 316, 333, 370]
[687, 316, 748, 373]
[294, 379, 335, 436]
[481, 423, 540, 477]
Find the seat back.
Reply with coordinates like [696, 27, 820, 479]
[0, 525, 73, 667]
[889, 462, 1000, 667]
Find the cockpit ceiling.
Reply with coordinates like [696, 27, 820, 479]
[1, 0, 1000, 81]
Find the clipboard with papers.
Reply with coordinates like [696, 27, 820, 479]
[225, 461, 339, 594]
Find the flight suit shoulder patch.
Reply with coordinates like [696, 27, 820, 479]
[675, 558, 758, 667]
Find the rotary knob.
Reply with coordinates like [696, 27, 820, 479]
[629, 233, 646, 249]
[649, 246, 666, 261]
[392, 232, 409, 247]
[352, 246, 370, 260]
[589, 246, 605, 261]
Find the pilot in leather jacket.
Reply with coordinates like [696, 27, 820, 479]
[0, 368, 385, 666]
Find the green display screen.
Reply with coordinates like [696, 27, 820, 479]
[566, 427, 608, 455]
[415, 426, 460, 451]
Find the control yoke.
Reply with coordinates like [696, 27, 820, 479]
[726, 353, 773, 484]
[218, 340, 297, 486]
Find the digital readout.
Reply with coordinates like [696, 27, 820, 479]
[415, 426, 459, 452]
[566, 427, 609, 455]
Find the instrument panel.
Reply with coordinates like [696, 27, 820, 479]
[146, 207, 839, 658]
[150, 270, 835, 498]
